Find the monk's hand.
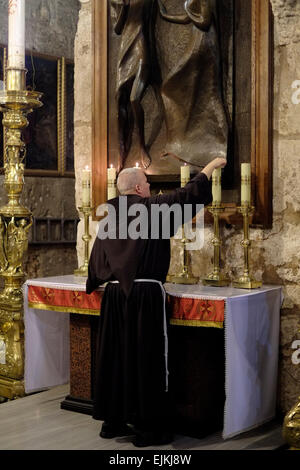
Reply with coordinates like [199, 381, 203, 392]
[201, 158, 227, 180]
[212, 157, 227, 169]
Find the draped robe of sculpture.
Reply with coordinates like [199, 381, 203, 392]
[158, 0, 228, 167]
[110, 0, 161, 170]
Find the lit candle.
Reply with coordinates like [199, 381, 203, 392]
[181, 164, 190, 188]
[135, 162, 140, 168]
[82, 165, 91, 207]
[212, 168, 222, 204]
[8, 0, 25, 69]
[107, 164, 116, 182]
[241, 163, 251, 205]
[107, 165, 117, 200]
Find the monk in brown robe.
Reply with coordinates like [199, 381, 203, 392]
[86, 157, 226, 447]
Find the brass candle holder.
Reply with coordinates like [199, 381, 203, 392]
[0, 67, 42, 399]
[283, 396, 300, 450]
[233, 204, 262, 289]
[166, 226, 199, 285]
[202, 203, 230, 287]
[74, 205, 93, 277]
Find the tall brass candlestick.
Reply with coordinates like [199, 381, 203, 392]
[202, 204, 230, 287]
[234, 164, 261, 289]
[203, 169, 230, 286]
[166, 228, 199, 285]
[0, 65, 42, 399]
[74, 205, 93, 277]
[233, 204, 262, 289]
[167, 165, 198, 284]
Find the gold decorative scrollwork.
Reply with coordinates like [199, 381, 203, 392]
[283, 398, 300, 450]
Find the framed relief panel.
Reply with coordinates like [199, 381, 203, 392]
[23, 53, 59, 172]
[0, 46, 75, 177]
[93, 0, 272, 227]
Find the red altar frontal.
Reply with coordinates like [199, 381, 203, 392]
[24, 276, 282, 439]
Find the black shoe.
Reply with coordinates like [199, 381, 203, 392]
[132, 431, 173, 448]
[99, 422, 134, 439]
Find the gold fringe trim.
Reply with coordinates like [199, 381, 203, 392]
[28, 302, 100, 316]
[170, 319, 223, 329]
[28, 303, 223, 326]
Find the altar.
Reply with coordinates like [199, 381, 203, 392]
[24, 275, 282, 440]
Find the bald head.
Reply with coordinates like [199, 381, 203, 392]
[117, 168, 151, 197]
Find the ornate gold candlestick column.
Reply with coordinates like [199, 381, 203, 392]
[0, 66, 42, 399]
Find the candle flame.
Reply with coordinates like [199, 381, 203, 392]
[84, 165, 89, 171]
[110, 164, 114, 169]
[135, 162, 140, 168]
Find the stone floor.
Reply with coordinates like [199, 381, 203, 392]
[0, 384, 288, 451]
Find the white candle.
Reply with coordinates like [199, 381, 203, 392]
[181, 164, 190, 187]
[107, 165, 116, 182]
[212, 168, 222, 204]
[82, 165, 91, 207]
[241, 163, 251, 205]
[107, 165, 117, 200]
[8, 0, 25, 68]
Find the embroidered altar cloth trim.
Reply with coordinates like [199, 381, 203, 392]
[26, 276, 225, 327]
[168, 296, 224, 328]
[28, 285, 102, 316]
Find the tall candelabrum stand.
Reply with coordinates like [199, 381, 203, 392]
[0, 67, 42, 399]
[167, 173, 199, 285]
[74, 205, 93, 277]
[233, 204, 262, 289]
[202, 203, 230, 287]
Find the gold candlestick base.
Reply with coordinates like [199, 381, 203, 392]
[202, 204, 230, 287]
[167, 272, 199, 285]
[0, 377, 24, 400]
[283, 396, 300, 450]
[233, 204, 262, 290]
[74, 206, 93, 277]
[202, 272, 231, 287]
[233, 277, 262, 290]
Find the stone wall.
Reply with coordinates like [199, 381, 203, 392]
[74, 0, 300, 413]
[74, 0, 94, 266]
[0, 0, 80, 278]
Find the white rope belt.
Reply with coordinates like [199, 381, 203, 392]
[109, 279, 169, 392]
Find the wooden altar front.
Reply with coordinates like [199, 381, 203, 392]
[24, 276, 282, 439]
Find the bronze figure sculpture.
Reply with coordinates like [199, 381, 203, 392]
[110, 0, 161, 170]
[158, 0, 228, 167]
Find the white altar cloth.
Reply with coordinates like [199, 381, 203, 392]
[24, 276, 282, 440]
